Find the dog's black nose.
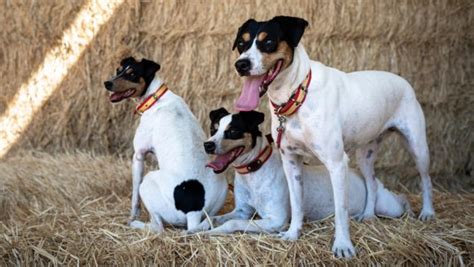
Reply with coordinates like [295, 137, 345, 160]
[235, 59, 251, 75]
[204, 141, 216, 154]
[104, 81, 113, 90]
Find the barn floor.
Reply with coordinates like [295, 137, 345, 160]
[1, 152, 473, 265]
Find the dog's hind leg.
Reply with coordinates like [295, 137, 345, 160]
[374, 179, 412, 218]
[189, 195, 255, 234]
[137, 172, 165, 233]
[395, 103, 435, 221]
[355, 141, 379, 221]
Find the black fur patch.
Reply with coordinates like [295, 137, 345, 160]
[226, 111, 264, 147]
[117, 57, 161, 96]
[209, 108, 230, 135]
[232, 16, 308, 54]
[173, 180, 205, 214]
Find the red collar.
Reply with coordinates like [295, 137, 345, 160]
[271, 69, 311, 117]
[271, 70, 312, 148]
[233, 135, 274, 175]
[135, 84, 168, 115]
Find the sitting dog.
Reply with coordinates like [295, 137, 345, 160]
[232, 16, 434, 257]
[103, 57, 227, 232]
[199, 108, 411, 234]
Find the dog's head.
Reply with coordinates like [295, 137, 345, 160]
[232, 16, 308, 111]
[103, 57, 161, 103]
[204, 108, 265, 173]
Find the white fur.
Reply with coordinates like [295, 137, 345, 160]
[244, 45, 434, 258]
[238, 40, 265, 76]
[128, 77, 228, 233]
[196, 119, 411, 236]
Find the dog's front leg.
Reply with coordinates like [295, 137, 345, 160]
[323, 153, 356, 258]
[205, 218, 283, 235]
[130, 151, 145, 222]
[278, 152, 304, 240]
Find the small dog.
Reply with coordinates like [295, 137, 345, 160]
[198, 108, 411, 234]
[104, 57, 227, 232]
[232, 16, 434, 258]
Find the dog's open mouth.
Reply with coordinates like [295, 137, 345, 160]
[263, 59, 283, 88]
[235, 59, 283, 111]
[206, 146, 245, 174]
[110, 89, 136, 103]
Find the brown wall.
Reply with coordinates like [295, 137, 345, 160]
[1, 0, 472, 184]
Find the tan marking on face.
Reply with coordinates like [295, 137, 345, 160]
[125, 68, 133, 74]
[261, 40, 293, 71]
[257, 32, 268, 41]
[242, 32, 251, 42]
[110, 77, 146, 97]
[219, 133, 253, 154]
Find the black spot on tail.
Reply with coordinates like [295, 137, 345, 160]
[173, 180, 205, 214]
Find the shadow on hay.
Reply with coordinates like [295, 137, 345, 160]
[0, 0, 87, 116]
[3, 1, 138, 158]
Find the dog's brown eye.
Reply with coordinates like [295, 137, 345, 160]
[265, 39, 274, 47]
[225, 129, 243, 139]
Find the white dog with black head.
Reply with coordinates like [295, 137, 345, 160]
[104, 57, 228, 232]
[232, 16, 434, 258]
[198, 109, 411, 234]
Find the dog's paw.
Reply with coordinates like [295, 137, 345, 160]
[332, 238, 356, 259]
[129, 220, 146, 229]
[278, 229, 301, 241]
[418, 209, 435, 221]
[354, 212, 376, 222]
[127, 217, 138, 226]
[186, 226, 207, 235]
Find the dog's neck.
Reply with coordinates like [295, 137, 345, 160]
[232, 135, 272, 167]
[137, 76, 166, 102]
[267, 45, 311, 105]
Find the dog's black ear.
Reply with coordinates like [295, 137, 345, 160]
[239, 111, 265, 131]
[141, 58, 161, 78]
[120, 56, 137, 66]
[209, 108, 230, 124]
[271, 16, 308, 48]
[232, 19, 257, 51]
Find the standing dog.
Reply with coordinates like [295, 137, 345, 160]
[232, 16, 434, 258]
[198, 109, 411, 234]
[104, 57, 227, 232]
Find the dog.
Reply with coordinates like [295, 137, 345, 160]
[197, 108, 411, 235]
[231, 16, 434, 258]
[103, 57, 228, 232]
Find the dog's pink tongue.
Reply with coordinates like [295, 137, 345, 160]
[206, 153, 233, 172]
[234, 75, 265, 111]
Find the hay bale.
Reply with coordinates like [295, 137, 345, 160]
[1, 1, 472, 187]
[0, 153, 472, 265]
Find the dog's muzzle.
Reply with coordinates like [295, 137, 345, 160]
[204, 141, 216, 154]
[104, 81, 113, 91]
[235, 59, 251, 76]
